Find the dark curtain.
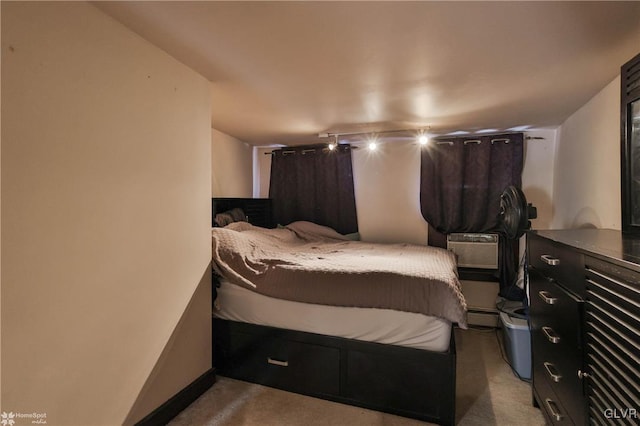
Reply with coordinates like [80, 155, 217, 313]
[420, 133, 524, 296]
[269, 144, 358, 234]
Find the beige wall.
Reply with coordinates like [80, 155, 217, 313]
[124, 274, 211, 425]
[551, 77, 621, 230]
[522, 129, 557, 230]
[255, 133, 556, 244]
[1, 3, 211, 425]
[255, 147, 274, 199]
[211, 128, 253, 197]
[351, 142, 428, 244]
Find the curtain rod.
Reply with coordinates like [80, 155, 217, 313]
[435, 135, 544, 143]
[263, 134, 545, 154]
[320, 129, 545, 140]
[319, 128, 422, 138]
[263, 145, 359, 155]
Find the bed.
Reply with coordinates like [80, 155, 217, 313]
[210, 198, 466, 425]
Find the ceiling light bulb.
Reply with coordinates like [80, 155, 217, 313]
[419, 135, 429, 145]
[328, 143, 336, 150]
[368, 142, 377, 151]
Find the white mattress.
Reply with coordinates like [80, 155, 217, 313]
[214, 280, 452, 352]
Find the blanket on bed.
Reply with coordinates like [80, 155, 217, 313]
[211, 221, 467, 328]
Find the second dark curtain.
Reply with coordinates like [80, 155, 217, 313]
[420, 133, 524, 296]
[269, 144, 358, 235]
[420, 133, 524, 233]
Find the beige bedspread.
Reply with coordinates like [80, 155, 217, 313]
[211, 221, 467, 328]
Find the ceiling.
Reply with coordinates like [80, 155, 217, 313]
[95, 1, 640, 146]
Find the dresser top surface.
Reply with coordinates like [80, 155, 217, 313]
[530, 228, 640, 271]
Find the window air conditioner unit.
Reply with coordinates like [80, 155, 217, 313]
[446, 233, 499, 269]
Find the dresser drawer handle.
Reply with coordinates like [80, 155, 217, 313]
[538, 290, 558, 305]
[542, 326, 561, 344]
[543, 362, 562, 382]
[267, 357, 289, 367]
[541, 255, 560, 266]
[544, 398, 564, 421]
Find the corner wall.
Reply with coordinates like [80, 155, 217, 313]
[211, 128, 253, 197]
[551, 77, 621, 230]
[1, 3, 211, 424]
[522, 129, 557, 230]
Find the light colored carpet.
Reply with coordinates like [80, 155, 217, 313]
[169, 328, 545, 425]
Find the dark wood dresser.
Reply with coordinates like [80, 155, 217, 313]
[528, 229, 640, 425]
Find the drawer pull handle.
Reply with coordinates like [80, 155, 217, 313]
[541, 255, 560, 266]
[544, 398, 564, 421]
[538, 290, 558, 305]
[267, 357, 289, 367]
[577, 369, 590, 380]
[542, 326, 561, 344]
[543, 362, 562, 382]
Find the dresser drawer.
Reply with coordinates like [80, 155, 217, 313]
[529, 235, 585, 295]
[533, 366, 574, 425]
[532, 337, 585, 425]
[530, 269, 586, 425]
[530, 269, 583, 347]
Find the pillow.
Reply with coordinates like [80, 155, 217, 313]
[214, 208, 247, 227]
[228, 207, 247, 222]
[285, 221, 350, 241]
[225, 221, 254, 232]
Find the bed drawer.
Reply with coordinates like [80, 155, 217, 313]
[215, 327, 340, 397]
[345, 345, 454, 420]
[213, 319, 457, 425]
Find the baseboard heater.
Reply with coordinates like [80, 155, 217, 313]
[448, 233, 500, 327]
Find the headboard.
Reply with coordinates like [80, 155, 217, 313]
[212, 198, 274, 229]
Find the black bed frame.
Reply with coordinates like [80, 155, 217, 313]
[211, 198, 457, 425]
